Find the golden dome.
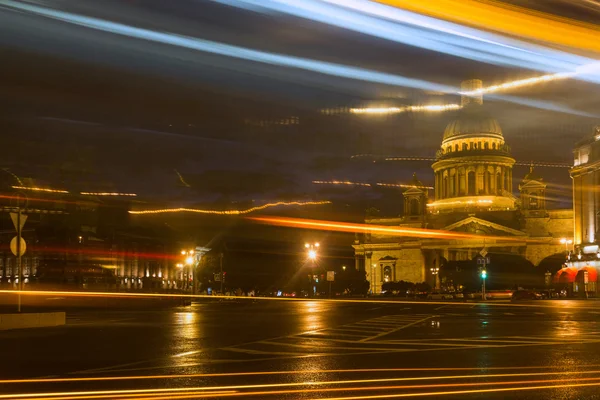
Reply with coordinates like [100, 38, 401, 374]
[442, 105, 503, 143]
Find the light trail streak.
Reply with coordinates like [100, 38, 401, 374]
[3, 0, 595, 116]
[12, 186, 69, 194]
[349, 104, 461, 114]
[214, 0, 591, 72]
[316, 381, 600, 400]
[376, 0, 600, 55]
[248, 216, 541, 243]
[0, 289, 580, 308]
[0, 0, 455, 94]
[128, 201, 331, 215]
[6, 365, 600, 385]
[80, 192, 137, 197]
[376, 183, 434, 190]
[313, 180, 371, 187]
[383, 157, 571, 168]
[12, 375, 600, 400]
[312, 181, 433, 190]
[11, 372, 600, 399]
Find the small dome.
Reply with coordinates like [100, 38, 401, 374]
[443, 105, 502, 142]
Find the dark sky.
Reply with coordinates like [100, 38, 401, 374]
[1, 0, 599, 214]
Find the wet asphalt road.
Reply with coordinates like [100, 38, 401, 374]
[2, 298, 600, 399]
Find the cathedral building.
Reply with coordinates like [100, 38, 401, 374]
[353, 80, 573, 294]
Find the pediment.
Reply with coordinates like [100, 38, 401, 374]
[443, 216, 526, 236]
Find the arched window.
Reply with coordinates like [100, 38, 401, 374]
[455, 144, 459, 152]
[443, 176, 448, 198]
[484, 142, 489, 150]
[467, 171, 476, 195]
[383, 266, 392, 282]
[529, 191, 539, 209]
[462, 143, 467, 151]
[410, 198, 420, 215]
[496, 172, 502, 194]
[492, 143, 496, 150]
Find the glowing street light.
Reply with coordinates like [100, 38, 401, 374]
[560, 238, 573, 252]
[305, 242, 320, 262]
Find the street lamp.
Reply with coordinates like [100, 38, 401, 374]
[305, 242, 319, 261]
[560, 238, 573, 252]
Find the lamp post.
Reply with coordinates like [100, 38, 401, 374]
[181, 249, 195, 293]
[305, 243, 320, 296]
[371, 263, 376, 294]
[430, 267, 439, 289]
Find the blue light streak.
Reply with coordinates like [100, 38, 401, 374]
[212, 0, 599, 80]
[0, 0, 455, 94]
[0, 0, 596, 116]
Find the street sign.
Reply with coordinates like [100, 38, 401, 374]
[477, 257, 490, 264]
[10, 236, 26, 256]
[479, 248, 488, 258]
[327, 271, 335, 282]
[10, 212, 27, 232]
[214, 273, 221, 282]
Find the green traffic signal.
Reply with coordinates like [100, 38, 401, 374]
[481, 270, 487, 279]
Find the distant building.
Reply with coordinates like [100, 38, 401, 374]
[566, 126, 600, 295]
[0, 173, 189, 292]
[353, 80, 573, 294]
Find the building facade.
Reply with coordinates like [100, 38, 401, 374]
[565, 126, 600, 295]
[353, 80, 574, 293]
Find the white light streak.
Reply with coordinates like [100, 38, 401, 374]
[312, 180, 371, 187]
[80, 192, 137, 197]
[349, 104, 461, 114]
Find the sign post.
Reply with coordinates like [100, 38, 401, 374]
[327, 271, 335, 298]
[10, 195, 28, 313]
[478, 249, 489, 301]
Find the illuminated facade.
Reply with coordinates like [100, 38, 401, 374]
[566, 126, 600, 294]
[353, 80, 573, 293]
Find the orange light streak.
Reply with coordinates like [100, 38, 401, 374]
[11, 375, 600, 400]
[129, 201, 331, 215]
[376, 0, 600, 54]
[0, 289, 577, 308]
[7, 365, 600, 385]
[316, 381, 600, 400]
[91, 377, 600, 400]
[12, 186, 69, 194]
[248, 216, 535, 243]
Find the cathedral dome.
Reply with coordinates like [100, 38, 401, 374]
[442, 105, 503, 143]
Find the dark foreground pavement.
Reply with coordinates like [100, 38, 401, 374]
[2, 297, 600, 399]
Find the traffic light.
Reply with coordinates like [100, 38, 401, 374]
[481, 269, 487, 279]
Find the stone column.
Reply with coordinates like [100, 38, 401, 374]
[454, 168, 459, 197]
[501, 168, 505, 192]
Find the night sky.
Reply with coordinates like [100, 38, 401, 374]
[1, 0, 600, 215]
